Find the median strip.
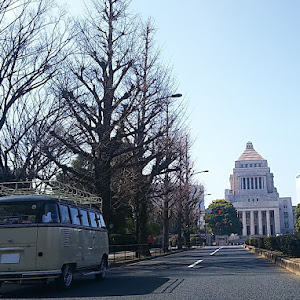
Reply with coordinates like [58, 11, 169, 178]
[188, 259, 203, 268]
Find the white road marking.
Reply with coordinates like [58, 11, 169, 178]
[210, 246, 224, 256]
[188, 259, 203, 268]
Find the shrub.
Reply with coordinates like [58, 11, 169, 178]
[264, 236, 278, 251]
[246, 234, 300, 258]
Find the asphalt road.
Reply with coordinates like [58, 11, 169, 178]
[0, 246, 299, 300]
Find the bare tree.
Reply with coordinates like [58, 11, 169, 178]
[0, 0, 70, 180]
[49, 0, 137, 222]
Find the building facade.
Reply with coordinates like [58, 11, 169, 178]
[225, 141, 294, 237]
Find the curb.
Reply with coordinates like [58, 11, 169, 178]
[244, 245, 300, 277]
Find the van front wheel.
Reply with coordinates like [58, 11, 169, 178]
[95, 257, 107, 279]
[57, 264, 73, 288]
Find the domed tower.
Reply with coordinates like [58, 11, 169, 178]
[226, 142, 294, 237]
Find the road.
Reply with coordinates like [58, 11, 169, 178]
[0, 246, 299, 299]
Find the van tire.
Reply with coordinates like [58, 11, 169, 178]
[56, 264, 73, 289]
[95, 257, 107, 279]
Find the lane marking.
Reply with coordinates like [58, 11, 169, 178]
[188, 259, 203, 268]
[210, 246, 224, 256]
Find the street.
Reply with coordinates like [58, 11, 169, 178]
[0, 246, 299, 300]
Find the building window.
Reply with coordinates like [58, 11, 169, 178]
[259, 177, 262, 189]
[247, 226, 250, 235]
[270, 225, 274, 235]
[255, 225, 258, 235]
[245, 164, 248, 167]
[247, 178, 250, 189]
[285, 222, 289, 228]
[255, 177, 258, 189]
[243, 178, 246, 189]
[251, 178, 254, 189]
[284, 212, 288, 218]
[241, 164, 243, 168]
[250, 164, 252, 167]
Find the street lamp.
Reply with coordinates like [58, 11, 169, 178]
[192, 170, 209, 176]
[170, 93, 182, 98]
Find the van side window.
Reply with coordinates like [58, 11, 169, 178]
[80, 209, 89, 226]
[99, 214, 106, 228]
[89, 212, 97, 228]
[42, 203, 60, 223]
[96, 213, 106, 228]
[70, 207, 81, 225]
[59, 204, 71, 224]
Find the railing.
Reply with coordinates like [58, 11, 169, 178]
[0, 180, 102, 210]
[108, 242, 203, 263]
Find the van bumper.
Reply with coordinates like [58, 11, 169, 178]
[0, 270, 61, 281]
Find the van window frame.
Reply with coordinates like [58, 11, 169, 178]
[88, 211, 98, 228]
[58, 203, 71, 224]
[79, 208, 90, 227]
[69, 206, 81, 225]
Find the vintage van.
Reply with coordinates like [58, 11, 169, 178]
[0, 192, 109, 289]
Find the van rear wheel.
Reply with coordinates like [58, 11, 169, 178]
[95, 257, 107, 279]
[56, 264, 73, 288]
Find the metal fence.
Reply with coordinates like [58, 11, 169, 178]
[108, 243, 203, 263]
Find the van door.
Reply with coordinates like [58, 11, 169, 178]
[0, 202, 38, 272]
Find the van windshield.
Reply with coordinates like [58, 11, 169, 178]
[0, 202, 38, 225]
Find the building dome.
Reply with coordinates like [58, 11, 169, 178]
[237, 141, 264, 161]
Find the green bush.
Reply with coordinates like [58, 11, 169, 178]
[264, 236, 278, 251]
[245, 234, 300, 257]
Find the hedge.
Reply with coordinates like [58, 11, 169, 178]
[245, 233, 300, 257]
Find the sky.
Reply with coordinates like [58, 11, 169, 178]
[64, 0, 300, 206]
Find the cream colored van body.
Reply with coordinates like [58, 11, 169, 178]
[0, 195, 109, 287]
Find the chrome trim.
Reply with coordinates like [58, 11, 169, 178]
[0, 270, 61, 280]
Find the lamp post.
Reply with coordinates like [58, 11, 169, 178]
[162, 93, 182, 253]
[201, 193, 211, 246]
[180, 169, 209, 249]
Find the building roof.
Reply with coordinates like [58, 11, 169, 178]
[237, 141, 264, 161]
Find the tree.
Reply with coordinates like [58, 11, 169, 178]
[205, 199, 242, 236]
[294, 203, 300, 232]
[49, 0, 138, 223]
[0, 0, 69, 181]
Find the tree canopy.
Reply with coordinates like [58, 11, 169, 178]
[294, 203, 300, 232]
[205, 199, 242, 236]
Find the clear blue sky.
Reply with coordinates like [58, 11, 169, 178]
[65, 0, 300, 205]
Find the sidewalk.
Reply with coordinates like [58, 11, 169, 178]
[108, 247, 188, 267]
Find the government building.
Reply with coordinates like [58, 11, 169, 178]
[225, 142, 294, 237]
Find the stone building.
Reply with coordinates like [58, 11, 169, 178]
[225, 141, 294, 237]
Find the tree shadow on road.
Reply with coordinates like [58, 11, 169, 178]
[0, 276, 169, 298]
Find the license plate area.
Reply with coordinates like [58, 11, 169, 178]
[1, 253, 20, 264]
